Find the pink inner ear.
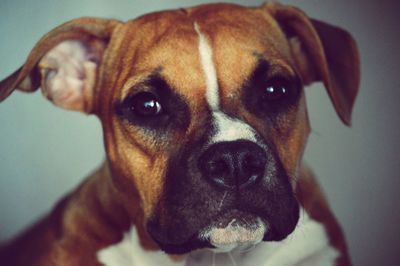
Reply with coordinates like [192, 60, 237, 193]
[39, 40, 98, 112]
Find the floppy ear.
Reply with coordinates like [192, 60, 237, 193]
[0, 17, 120, 113]
[264, 3, 360, 126]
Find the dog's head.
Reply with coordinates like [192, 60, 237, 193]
[0, 3, 359, 254]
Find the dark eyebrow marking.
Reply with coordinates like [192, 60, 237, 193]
[247, 58, 270, 86]
[145, 74, 173, 95]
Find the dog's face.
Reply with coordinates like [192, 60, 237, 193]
[102, 5, 308, 253]
[0, 3, 359, 255]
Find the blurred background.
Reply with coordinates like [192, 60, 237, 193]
[0, 0, 399, 265]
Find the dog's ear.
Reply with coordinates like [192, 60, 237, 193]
[0, 17, 120, 113]
[264, 3, 360, 126]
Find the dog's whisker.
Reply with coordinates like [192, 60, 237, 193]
[228, 251, 238, 266]
[291, 172, 300, 184]
[218, 191, 228, 210]
[239, 244, 256, 254]
[212, 251, 216, 266]
[311, 129, 322, 137]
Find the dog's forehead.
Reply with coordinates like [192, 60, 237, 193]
[115, 10, 202, 104]
[191, 5, 293, 102]
[116, 4, 292, 102]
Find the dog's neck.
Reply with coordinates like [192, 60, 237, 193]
[58, 163, 339, 266]
[44, 162, 345, 266]
[57, 163, 160, 255]
[96, 206, 339, 266]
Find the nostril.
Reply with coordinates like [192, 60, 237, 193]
[200, 154, 236, 188]
[242, 154, 256, 170]
[241, 152, 265, 172]
[237, 151, 267, 187]
[206, 158, 230, 176]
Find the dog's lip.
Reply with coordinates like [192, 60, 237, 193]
[148, 209, 268, 254]
[208, 209, 261, 229]
[198, 209, 267, 250]
[150, 232, 212, 254]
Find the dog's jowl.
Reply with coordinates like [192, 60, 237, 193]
[0, 2, 359, 266]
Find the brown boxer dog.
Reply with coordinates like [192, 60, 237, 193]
[0, 2, 359, 266]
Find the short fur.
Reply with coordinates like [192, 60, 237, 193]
[0, 2, 359, 266]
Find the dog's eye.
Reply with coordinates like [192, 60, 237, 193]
[244, 75, 301, 116]
[116, 75, 190, 132]
[125, 92, 162, 117]
[262, 78, 291, 102]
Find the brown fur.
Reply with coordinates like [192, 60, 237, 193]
[297, 165, 352, 266]
[0, 2, 359, 265]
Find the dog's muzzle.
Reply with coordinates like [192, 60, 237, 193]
[147, 139, 299, 254]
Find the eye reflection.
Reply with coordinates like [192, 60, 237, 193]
[128, 92, 162, 117]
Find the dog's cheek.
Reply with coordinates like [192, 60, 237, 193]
[108, 151, 169, 220]
[271, 95, 310, 186]
[103, 120, 170, 219]
[140, 155, 170, 219]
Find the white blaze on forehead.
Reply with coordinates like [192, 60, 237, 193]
[194, 23, 258, 143]
[194, 23, 219, 111]
[213, 112, 258, 143]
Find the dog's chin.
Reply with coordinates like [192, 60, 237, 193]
[198, 210, 267, 253]
[152, 210, 269, 255]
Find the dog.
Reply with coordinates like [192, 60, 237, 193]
[0, 2, 359, 266]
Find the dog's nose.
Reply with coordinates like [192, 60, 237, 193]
[199, 140, 267, 189]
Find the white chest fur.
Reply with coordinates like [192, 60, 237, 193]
[97, 229, 185, 266]
[96, 210, 338, 266]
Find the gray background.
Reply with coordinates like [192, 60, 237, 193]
[0, 0, 399, 265]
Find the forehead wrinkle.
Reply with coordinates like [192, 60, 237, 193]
[119, 69, 163, 99]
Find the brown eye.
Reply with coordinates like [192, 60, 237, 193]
[262, 78, 291, 102]
[128, 92, 162, 117]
